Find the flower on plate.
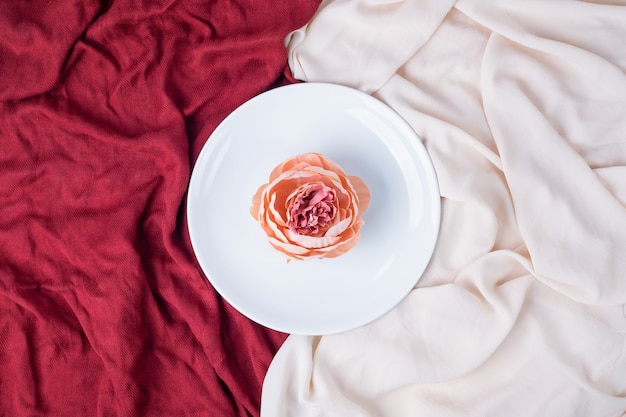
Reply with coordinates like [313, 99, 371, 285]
[251, 153, 370, 260]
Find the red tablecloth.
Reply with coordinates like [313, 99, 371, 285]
[0, 0, 319, 415]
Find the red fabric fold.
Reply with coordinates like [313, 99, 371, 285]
[0, 0, 319, 415]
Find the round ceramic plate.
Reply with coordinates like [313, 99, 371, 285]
[187, 82, 440, 335]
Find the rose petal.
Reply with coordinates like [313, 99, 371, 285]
[324, 216, 353, 237]
[286, 229, 342, 249]
[267, 235, 312, 256]
[325, 231, 361, 258]
[348, 175, 371, 213]
[250, 183, 267, 220]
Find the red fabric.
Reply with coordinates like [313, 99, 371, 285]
[0, 0, 319, 415]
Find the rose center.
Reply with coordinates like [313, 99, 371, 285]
[287, 182, 337, 236]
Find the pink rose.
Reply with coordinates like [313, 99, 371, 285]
[251, 153, 370, 260]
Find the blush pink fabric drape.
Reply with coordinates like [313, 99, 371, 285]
[262, 1, 626, 416]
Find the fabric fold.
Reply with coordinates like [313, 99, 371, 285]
[285, 0, 457, 93]
[482, 32, 626, 305]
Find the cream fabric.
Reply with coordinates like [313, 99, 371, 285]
[262, 1, 626, 416]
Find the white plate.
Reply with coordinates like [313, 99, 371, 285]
[187, 83, 440, 335]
